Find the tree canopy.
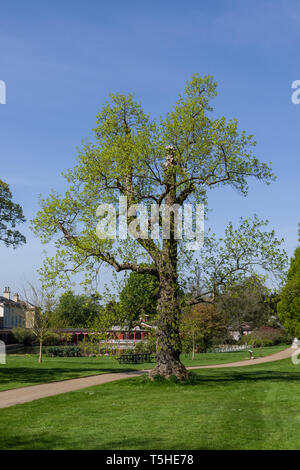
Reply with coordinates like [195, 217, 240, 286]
[0, 179, 26, 248]
[216, 276, 273, 336]
[278, 245, 300, 337]
[51, 290, 100, 328]
[119, 271, 159, 325]
[181, 304, 226, 356]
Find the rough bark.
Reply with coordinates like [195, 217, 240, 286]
[149, 271, 189, 380]
[149, 146, 189, 381]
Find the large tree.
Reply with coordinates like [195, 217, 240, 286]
[50, 290, 100, 328]
[277, 245, 300, 337]
[216, 276, 273, 336]
[32, 75, 286, 379]
[0, 179, 26, 247]
[119, 271, 159, 325]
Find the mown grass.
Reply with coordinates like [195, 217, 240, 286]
[0, 357, 299, 450]
[181, 344, 287, 366]
[0, 345, 287, 391]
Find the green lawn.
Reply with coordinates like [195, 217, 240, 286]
[0, 345, 287, 391]
[181, 344, 287, 366]
[0, 355, 139, 391]
[0, 357, 299, 450]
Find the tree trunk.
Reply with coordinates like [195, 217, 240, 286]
[149, 145, 189, 381]
[192, 331, 195, 360]
[39, 340, 43, 363]
[149, 272, 188, 380]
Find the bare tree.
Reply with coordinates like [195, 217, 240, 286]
[24, 283, 56, 363]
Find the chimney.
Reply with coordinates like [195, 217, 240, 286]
[3, 287, 10, 300]
[13, 293, 20, 303]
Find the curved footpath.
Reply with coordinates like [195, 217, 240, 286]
[0, 347, 294, 409]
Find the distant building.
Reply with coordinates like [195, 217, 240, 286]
[59, 325, 150, 349]
[0, 287, 35, 342]
[229, 323, 252, 341]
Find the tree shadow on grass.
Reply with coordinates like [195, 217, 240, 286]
[0, 366, 138, 390]
[189, 369, 300, 385]
[130, 368, 300, 388]
[2, 362, 300, 391]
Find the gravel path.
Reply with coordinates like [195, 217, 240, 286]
[0, 347, 294, 409]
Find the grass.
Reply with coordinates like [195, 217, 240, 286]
[0, 345, 287, 391]
[0, 357, 299, 450]
[181, 344, 287, 366]
[0, 355, 138, 391]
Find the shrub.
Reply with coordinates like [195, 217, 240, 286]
[43, 332, 60, 346]
[60, 332, 73, 343]
[12, 328, 36, 346]
[120, 349, 135, 356]
[79, 338, 117, 357]
[45, 345, 81, 357]
[261, 339, 273, 347]
[240, 326, 289, 346]
[134, 336, 156, 354]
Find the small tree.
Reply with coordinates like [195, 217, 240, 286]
[24, 284, 56, 363]
[181, 304, 226, 357]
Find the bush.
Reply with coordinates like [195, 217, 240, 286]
[60, 333, 73, 343]
[43, 332, 60, 346]
[45, 345, 81, 357]
[79, 337, 115, 357]
[246, 338, 271, 347]
[12, 328, 61, 347]
[134, 336, 156, 354]
[120, 349, 135, 356]
[11, 328, 36, 346]
[240, 326, 290, 346]
[261, 339, 273, 347]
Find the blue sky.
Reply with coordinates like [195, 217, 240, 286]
[0, 0, 299, 296]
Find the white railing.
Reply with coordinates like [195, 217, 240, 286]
[102, 339, 143, 345]
[211, 344, 248, 353]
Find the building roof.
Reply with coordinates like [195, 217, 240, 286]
[0, 296, 19, 307]
[0, 296, 35, 309]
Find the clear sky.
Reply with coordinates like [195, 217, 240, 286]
[0, 0, 299, 297]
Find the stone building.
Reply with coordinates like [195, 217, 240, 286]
[0, 287, 35, 330]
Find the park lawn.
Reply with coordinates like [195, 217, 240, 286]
[0, 355, 140, 391]
[0, 344, 287, 391]
[180, 344, 287, 366]
[0, 357, 299, 450]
